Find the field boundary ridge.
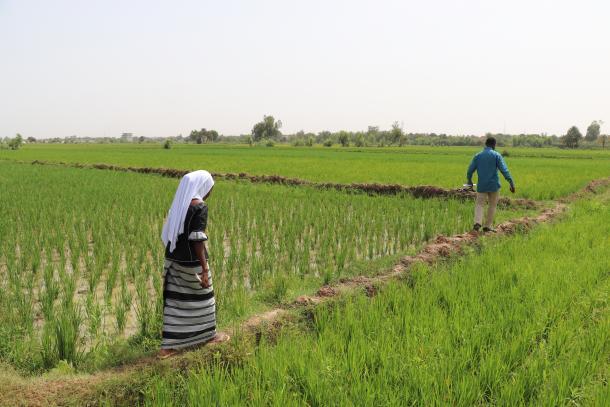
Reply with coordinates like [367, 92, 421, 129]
[25, 159, 538, 209]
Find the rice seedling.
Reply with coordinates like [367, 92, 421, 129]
[85, 292, 102, 339]
[53, 302, 82, 365]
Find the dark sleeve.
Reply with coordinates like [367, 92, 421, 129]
[187, 205, 208, 241]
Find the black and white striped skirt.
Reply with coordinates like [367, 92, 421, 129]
[161, 259, 216, 350]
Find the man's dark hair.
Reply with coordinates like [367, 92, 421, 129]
[485, 137, 496, 148]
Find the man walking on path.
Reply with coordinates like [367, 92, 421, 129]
[466, 137, 515, 232]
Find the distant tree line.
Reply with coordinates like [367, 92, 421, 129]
[4, 118, 607, 149]
[234, 116, 608, 149]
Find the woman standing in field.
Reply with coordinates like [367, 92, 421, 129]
[159, 170, 228, 358]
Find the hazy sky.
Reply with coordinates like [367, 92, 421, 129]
[1, 0, 609, 139]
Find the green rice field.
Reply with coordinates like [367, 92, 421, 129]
[145, 190, 610, 406]
[0, 160, 531, 374]
[0, 144, 608, 406]
[2, 144, 610, 199]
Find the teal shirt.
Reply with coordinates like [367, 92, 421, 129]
[466, 147, 514, 193]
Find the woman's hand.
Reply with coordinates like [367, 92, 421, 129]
[192, 240, 211, 289]
[199, 270, 210, 289]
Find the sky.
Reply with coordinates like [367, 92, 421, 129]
[1, 0, 609, 139]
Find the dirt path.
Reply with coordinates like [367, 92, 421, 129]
[27, 159, 538, 209]
[3, 176, 609, 406]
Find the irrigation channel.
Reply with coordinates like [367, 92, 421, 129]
[3, 161, 608, 406]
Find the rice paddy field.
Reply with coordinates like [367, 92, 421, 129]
[3, 143, 610, 199]
[0, 144, 609, 406]
[2, 160, 529, 373]
[145, 191, 610, 406]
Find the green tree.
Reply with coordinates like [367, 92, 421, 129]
[208, 130, 219, 142]
[562, 126, 582, 149]
[8, 133, 23, 150]
[390, 121, 403, 145]
[189, 128, 220, 144]
[367, 126, 379, 141]
[585, 120, 601, 142]
[189, 129, 203, 144]
[338, 131, 349, 147]
[317, 131, 331, 144]
[252, 115, 282, 142]
[598, 134, 608, 149]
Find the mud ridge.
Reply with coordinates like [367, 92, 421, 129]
[28, 160, 538, 209]
[558, 176, 610, 202]
[292, 176, 610, 306]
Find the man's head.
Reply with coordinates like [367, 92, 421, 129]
[485, 137, 496, 149]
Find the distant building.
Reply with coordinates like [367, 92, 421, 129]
[120, 133, 134, 142]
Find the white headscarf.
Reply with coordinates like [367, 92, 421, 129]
[162, 170, 215, 253]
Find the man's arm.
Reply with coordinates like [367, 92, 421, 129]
[466, 155, 477, 186]
[497, 154, 515, 193]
